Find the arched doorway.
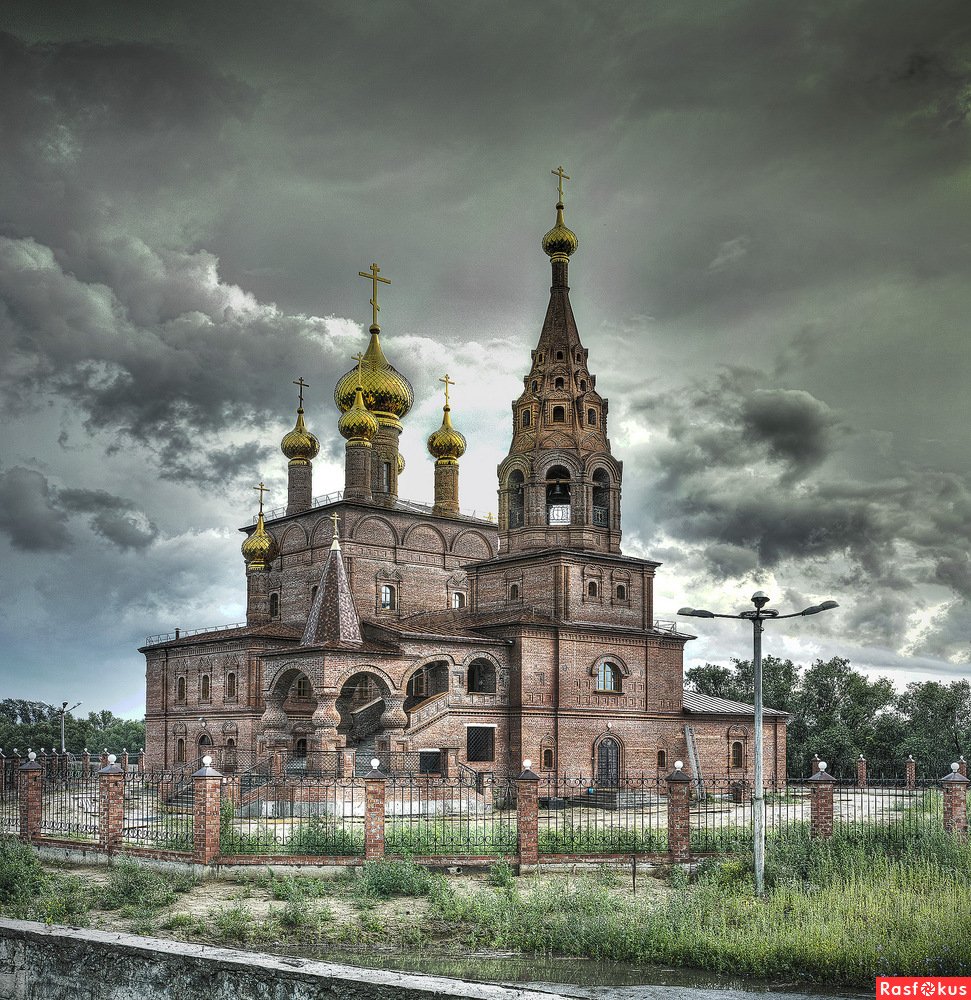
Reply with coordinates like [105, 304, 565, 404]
[336, 671, 391, 751]
[198, 733, 213, 758]
[404, 661, 449, 712]
[596, 737, 621, 787]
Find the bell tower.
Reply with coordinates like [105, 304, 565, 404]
[497, 167, 622, 555]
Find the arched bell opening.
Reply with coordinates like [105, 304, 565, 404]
[507, 470, 525, 529]
[546, 465, 571, 525]
[592, 468, 610, 528]
[404, 660, 449, 713]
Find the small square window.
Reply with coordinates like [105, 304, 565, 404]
[467, 726, 495, 762]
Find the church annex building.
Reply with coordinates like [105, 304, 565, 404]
[141, 175, 788, 785]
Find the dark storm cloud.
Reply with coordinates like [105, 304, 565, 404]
[740, 390, 841, 478]
[58, 488, 158, 549]
[0, 467, 71, 551]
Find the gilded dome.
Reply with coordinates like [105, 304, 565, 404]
[241, 512, 278, 570]
[427, 407, 467, 462]
[334, 328, 414, 423]
[281, 408, 320, 464]
[338, 386, 379, 443]
[542, 202, 579, 259]
[397, 452, 405, 475]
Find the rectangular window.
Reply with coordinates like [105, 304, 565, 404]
[466, 726, 495, 763]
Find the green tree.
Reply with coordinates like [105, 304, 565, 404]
[0, 700, 144, 756]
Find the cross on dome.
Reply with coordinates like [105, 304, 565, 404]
[358, 262, 391, 329]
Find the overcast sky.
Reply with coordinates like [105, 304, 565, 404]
[1, 2, 969, 721]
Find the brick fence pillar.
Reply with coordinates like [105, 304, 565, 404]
[516, 760, 539, 871]
[193, 757, 223, 865]
[363, 762, 386, 861]
[856, 755, 867, 788]
[666, 761, 692, 863]
[905, 755, 916, 789]
[120, 749, 129, 773]
[808, 759, 836, 839]
[98, 756, 125, 853]
[19, 753, 43, 843]
[442, 748, 459, 778]
[942, 764, 969, 839]
[342, 748, 357, 779]
[82, 749, 91, 776]
[958, 756, 967, 779]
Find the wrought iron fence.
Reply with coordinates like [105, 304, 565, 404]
[220, 775, 364, 856]
[122, 770, 194, 852]
[0, 758, 18, 836]
[384, 773, 517, 856]
[832, 776, 942, 843]
[39, 769, 100, 842]
[537, 774, 667, 854]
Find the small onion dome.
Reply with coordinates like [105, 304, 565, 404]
[334, 328, 414, 422]
[281, 408, 320, 465]
[542, 202, 579, 259]
[338, 386, 379, 443]
[427, 406, 466, 463]
[241, 512, 277, 570]
[397, 452, 405, 475]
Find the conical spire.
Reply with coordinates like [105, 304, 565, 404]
[301, 513, 363, 646]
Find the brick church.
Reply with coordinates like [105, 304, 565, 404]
[142, 175, 787, 785]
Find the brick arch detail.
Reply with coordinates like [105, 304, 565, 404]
[351, 515, 399, 547]
[538, 452, 583, 480]
[265, 662, 318, 699]
[402, 522, 447, 552]
[450, 529, 493, 558]
[279, 524, 308, 553]
[588, 653, 631, 678]
[331, 663, 397, 695]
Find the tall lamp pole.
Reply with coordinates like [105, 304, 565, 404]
[677, 592, 838, 896]
[59, 701, 82, 754]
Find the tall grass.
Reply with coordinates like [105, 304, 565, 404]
[431, 827, 971, 985]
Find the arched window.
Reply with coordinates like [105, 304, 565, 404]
[176, 676, 186, 703]
[176, 738, 186, 764]
[592, 469, 609, 528]
[657, 749, 667, 770]
[269, 592, 280, 619]
[587, 408, 597, 425]
[587, 580, 598, 598]
[380, 584, 397, 610]
[468, 660, 497, 694]
[616, 584, 627, 601]
[551, 405, 565, 422]
[198, 733, 213, 750]
[451, 592, 466, 609]
[595, 661, 621, 693]
[546, 465, 571, 524]
[295, 676, 311, 698]
[200, 675, 211, 702]
[579, 379, 587, 391]
[531, 380, 538, 392]
[555, 350, 564, 360]
[542, 748, 554, 770]
[555, 377, 565, 390]
[507, 470, 525, 529]
[226, 672, 237, 699]
[294, 737, 308, 758]
[521, 410, 531, 428]
[731, 741, 744, 769]
[509, 583, 520, 600]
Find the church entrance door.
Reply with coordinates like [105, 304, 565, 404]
[596, 737, 620, 787]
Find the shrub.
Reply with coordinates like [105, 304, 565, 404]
[488, 858, 515, 888]
[0, 838, 47, 907]
[354, 857, 444, 900]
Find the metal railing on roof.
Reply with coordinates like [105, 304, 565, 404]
[250, 490, 495, 525]
[143, 621, 246, 647]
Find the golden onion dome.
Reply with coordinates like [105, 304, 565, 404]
[281, 408, 320, 465]
[427, 406, 467, 462]
[542, 202, 579, 259]
[397, 452, 405, 475]
[334, 328, 414, 422]
[241, 512, 278, 570]
[338, 386, 379, 443]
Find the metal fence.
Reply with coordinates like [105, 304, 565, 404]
[384, 773, 517, 856]
[833, 776, 942, 842]
[122, 770, 194, 852]
[39, 770, 99, 842]
[538, 774, 667, 854]
[220, 775, 364, 856]
[0, 759, 18, 836]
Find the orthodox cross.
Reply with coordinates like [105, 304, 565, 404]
[293, 377, 309, 407]
[330, 511, 340, 542]
[358, 262, 391, 328]
[253, 481, 269, 514]
[440, 373, 455, 408]
[352, 351, 366, 386]
[552, 165, 570, 202]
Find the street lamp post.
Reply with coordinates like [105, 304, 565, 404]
[677, 592, 838, 896]
[59, 701, 82, 754]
